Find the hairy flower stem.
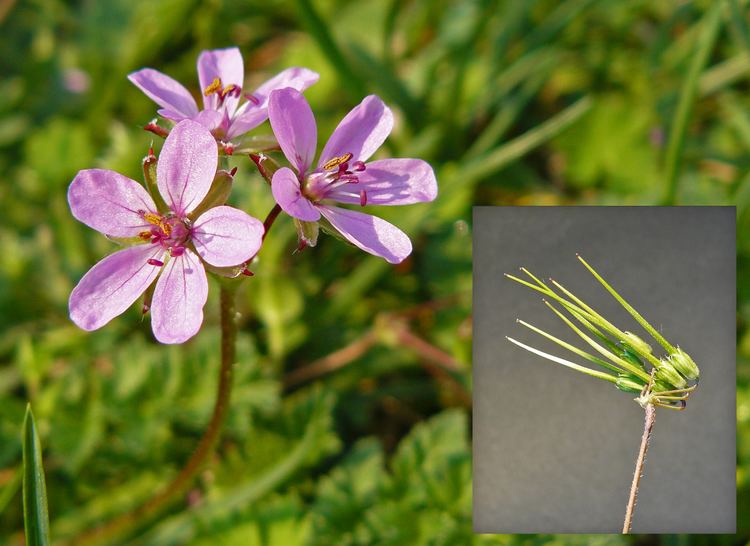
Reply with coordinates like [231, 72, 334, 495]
[623, 403, 656, 533]
[263, 204, 282, 240]
[69, 284, 238, 546]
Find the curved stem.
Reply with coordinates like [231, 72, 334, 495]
[622, 403, 656, 533]
[263, 204, 282, 240]
[68, 284, 238, 546]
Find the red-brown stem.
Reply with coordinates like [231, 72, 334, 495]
[622, 403, 656, 533]
[263, 204, 282, 241]
[67, 284, 238, 546]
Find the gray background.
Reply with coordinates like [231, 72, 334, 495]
[473, 207, 736, 533]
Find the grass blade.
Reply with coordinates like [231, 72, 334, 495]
[662, 4, 723, 204]
[294, 0, 368, 101]
[23, 404, 51, 546]
[462, 95, 592, 182]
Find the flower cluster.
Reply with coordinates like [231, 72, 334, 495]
[68, 47, 438, 343]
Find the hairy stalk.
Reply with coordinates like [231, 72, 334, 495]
[68, 284, 238, 546]
[623, 403, 656, 533]
[263, 204, 282, 240]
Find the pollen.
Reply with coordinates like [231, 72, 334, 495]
[219, 84, 237, 99]
[143, 212, 162, 225]
[323, 152, 353, 171]
[203, 77, 223, 97]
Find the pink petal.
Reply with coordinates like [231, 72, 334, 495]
[68, 169, 156, 237]
[128, 69, 199, 118]
[318, 206, 411, 264]
[192, 109, 225, 132]
[319, 95, 393, 167]
[150, 249, 208, 344]
[157, 108, 190, 122]
[192, 206, 265, 267]
[268, 88, 317, 175]
[327, 158, 438, 206]
[228, 67, 320, 139]
[271, 168, 320, 222]
[69, 244, 164, 331]
[156, 119, 218, 216]
[197, 47, 244, 114]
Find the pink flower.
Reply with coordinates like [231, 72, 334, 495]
[68, 120, 264, 343]
[128, 47, 319, 141]
[268, 88, 437, 263]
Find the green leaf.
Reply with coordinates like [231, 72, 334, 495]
[22, 404, 51, 546]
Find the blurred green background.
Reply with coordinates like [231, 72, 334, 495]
[0, 0, 745, 544]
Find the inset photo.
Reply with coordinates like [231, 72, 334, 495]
[472, 206, 735, 534]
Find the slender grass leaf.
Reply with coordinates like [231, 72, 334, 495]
[662, 3, 723, 204]
[23, 404, 51, 546]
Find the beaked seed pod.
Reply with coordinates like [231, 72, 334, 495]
[669, 348, 699, 381]
[621, 331, 652, 357]
[655, 359, 687, 390]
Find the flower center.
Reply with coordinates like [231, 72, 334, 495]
[302, 153, 368, 206]
[138, 211, 191, 261]
[203, 77, 242, 106]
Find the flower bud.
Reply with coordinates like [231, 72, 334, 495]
[669, 348, 699, 381]
[655, 359, 687, 389]
[616, 374, 645, 394]
[621, 331, 652, 357]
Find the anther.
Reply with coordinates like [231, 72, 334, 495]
[241, 267, 254, 276]
[352, 161, 366, 171]
[170, 246, 185, 257]
[245, 93, 260, 105]
[323, 152, 353, 171]
[147, 258, 164, 267]
[230, 167, 238, 176]
[138, 231, 152, 241]
[203, 77, 223, 97]
[360, 190, 367, 207]
[219, 84, 238, 99]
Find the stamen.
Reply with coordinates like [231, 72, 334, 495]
[170, 246, 185, 257]
[230, 167, 238, 176]
[360, 190, 367, 207]
[138, 230, 153, 241]
[142, 212, 162, 226]
[241, 267, 254, 276]
[323, 152, 353, 171]
[203, 77, 222, 96]
[147, 258, 164, 267]
[352, 161, 366, 171]
[245, 93, 260, 105]
[219, 84, 238, 99]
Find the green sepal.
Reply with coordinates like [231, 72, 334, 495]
[250, 153, 282, 185]
[294, 218, 319, 248]
[204, 262, 245, 279]
[669, 348, 699, 381]
[621, 331, 652, 357]
[190, 169, 234, 220]
[655, 359, 687, 389]
[615, 374, 646, 394]
[143, 151, 169, 213]
[618, 345, 646, 370]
